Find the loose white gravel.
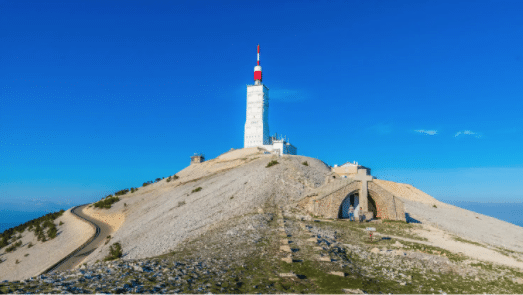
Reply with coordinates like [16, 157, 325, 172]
[81, 149, 331, 264]
[402, 199, 523, 252]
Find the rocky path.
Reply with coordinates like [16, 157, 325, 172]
[276, 209, 365, 293]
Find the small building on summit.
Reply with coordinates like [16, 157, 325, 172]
[332, 161, 371, 178]
[243, 45, 297, 156]
[190, 153, 205, 165]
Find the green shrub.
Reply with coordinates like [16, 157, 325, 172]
[24, 253, 29, 257]
[42, 220, 53, 229]
[27, 242, 33, 248]
[94, 196, 120, 209]
[104, 242, 123, 261]
[433, 204, 437, 208]
[114, 189, 129, 196]
[191, 187, 202, 193]
[155, 178, 162, 183]
[177, 201, 186, 207]
[302, 161, 309, 166]
[47, 224, 57, 239]
[266, 160, 279, 168]
[142, 181, 153, 187]
[37, 232, 47, 242]
[15, 259, 20, 264]
[5, 241, 22, 253]
[59, 221, 64, 226]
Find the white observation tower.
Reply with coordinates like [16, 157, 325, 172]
[244, 44, 270, 148]
[243, 45, 297, 155]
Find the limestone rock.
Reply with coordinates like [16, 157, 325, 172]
[280, 245, 292, 253]
[329, 271, 345, 277]
[513, 277, 523, 284]
[281, 256, 293, 263]
[393, 250, 406, 256]
[342, 288, 364, 294]
[278, 272, 297, 278]
[370, 247, 380, 254]
[392, 241, 404, 248]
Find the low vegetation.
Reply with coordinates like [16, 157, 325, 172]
[35, 219, 59, 241]
[0, 209, 64, 250]
[5, 241, 22, 253]
[266, 160, 279, 168]
[177, 201, 186, 207]
[104, 242, 123, 261]
[114, 189, 130, 197]
[302, 161, 309, 166]
[94, 195, 121, 209]
[191, 187, 202, 193]
[142, 181, 153, 187]
[166, 174, 179, 183]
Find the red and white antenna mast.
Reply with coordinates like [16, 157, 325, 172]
[254, 44, 262, 85]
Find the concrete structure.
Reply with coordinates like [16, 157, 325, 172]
[267, 136, 297, 156]
[190, 153, 205, 165]
[297, 162, 406, 221]
[243, 45, 297, 156]
[244, 84, 270, 147]
[332, 161, 371, 178]
[298, 178, 406, 221]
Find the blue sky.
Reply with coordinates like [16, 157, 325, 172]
[1, 0, 522, 213]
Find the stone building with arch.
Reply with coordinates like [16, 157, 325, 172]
[298, 173, 406, 221]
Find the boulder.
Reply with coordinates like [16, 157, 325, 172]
[329, 271, 345, 277]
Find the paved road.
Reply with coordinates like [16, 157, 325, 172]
[45, 205, 113, 274]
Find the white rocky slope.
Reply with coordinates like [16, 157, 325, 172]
[80, 147, 523, 265]
[81, 148, 331, 264]
[373, 178, 523, 253]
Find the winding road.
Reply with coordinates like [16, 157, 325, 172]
[43, 204, 112, 274]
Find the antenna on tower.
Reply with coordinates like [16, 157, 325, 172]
[254, 44, 262, 85]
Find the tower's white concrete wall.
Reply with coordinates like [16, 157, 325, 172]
[244, 85, 270, 148]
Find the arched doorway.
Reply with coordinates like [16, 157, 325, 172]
[338, 193, 359, 219]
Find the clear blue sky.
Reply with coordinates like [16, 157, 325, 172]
[1, 0, 522, 213]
